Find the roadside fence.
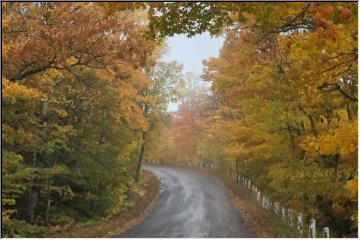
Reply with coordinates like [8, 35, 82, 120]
[147, 160, 331, 238]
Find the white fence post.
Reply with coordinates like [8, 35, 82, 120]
[262, 195, 266, 208]
[282, 207, 287, 220]
[274, 202, 279, 214]
[288, 209, 293, 226]
[323, 227, 330, 238]
[297, 213, 304, 237]
[309, 218, 316, 238]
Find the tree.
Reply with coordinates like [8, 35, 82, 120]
[2, 2, 159, 236]
[160, 2, 357, 236]
[199, 3, 357, 236]
[135, 61, 184, 181]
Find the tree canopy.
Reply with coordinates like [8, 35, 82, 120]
[2, 2, 182, 237]
[153, 2, 358, 237]
[2, 1, 358, 238]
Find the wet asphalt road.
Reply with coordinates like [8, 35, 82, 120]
[116, 166, 251, 238]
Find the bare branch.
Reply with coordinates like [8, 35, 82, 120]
[318, 82, 358, 102]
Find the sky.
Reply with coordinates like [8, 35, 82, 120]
[161, 32, 224, 111]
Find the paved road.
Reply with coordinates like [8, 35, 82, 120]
[116, 166, 251, 238]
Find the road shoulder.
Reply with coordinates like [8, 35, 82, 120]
[185, 168, 297, 238]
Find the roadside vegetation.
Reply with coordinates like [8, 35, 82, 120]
[206, 170, 299, 238]
[2, 2, 180, 237]
[47, 170, 159, 238]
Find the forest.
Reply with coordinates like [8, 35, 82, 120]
[2, 2, 358, 238]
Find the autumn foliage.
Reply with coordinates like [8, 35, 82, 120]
[159, 2, 357, 237]
[1, 2, 358, 238]
[1, 2, 164, 237]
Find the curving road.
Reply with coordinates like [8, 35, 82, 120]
[116, 166, 251, 238]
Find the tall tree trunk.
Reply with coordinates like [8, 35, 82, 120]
[27, 78, 63, 224]
[236, 160, 240, 184]
[346, 104, 353, 123]
[45, 184, 51, 226]
[286, 121, 296, 149]
[26, 153, 39, 223]
[135, 103, 149, 182]
[26, 187, 38, 223]
[135, 131, 146, 182]
[298, 104, 318, 137]
[40, 96, 48, 121]
[26, 96, 48, 223]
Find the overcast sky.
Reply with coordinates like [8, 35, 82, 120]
[161, 32, 224, 111]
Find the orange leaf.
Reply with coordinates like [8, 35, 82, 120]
[339, 7, 352, 22]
